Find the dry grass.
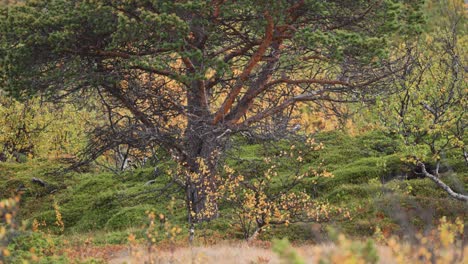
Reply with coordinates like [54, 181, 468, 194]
[109, 242, 301, 264]
[103, 242, 402, 264]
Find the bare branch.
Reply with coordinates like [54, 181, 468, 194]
[418, 162, 468, 202]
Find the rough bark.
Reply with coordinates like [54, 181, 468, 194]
[184, 129, 221, 223]
[182, 17, 224, 223]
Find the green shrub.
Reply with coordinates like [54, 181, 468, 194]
[320, 228, 379, 264]
[0, 179, 25, 198]
[272, 238, 305, 264]
[325, 184, 379, 203]
[318, 155, 403, 193]
[261, 223, 323, 243]
[105, 204, 153, 230]
[7, 232, 68, 264]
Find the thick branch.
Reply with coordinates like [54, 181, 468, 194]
[212, 12, 275, 125]
[225, 42, 283, 123]
[219, 2, 308, 125]
[205, 42, 261, 90]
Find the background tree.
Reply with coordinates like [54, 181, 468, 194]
[0, 0, 424, 222]
[0, 96, 93, 162]
[379, 0, 467, 201]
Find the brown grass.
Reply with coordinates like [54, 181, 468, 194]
[66, 240, 467, 264]
[104, 242, 396, 264]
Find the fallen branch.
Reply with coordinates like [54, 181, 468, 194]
[144, 179, 157, 186]
[31, 177, 48, 187]
[418, 162, 468, 202]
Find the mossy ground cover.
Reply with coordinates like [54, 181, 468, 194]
[1, 131, 466, 252]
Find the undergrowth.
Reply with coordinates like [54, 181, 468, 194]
[0, 130, 466, 259]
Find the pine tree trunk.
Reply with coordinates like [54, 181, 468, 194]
[183, 20, 221, 224]
[184, 129, 220, 224]
[184, 78, 221, 223]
